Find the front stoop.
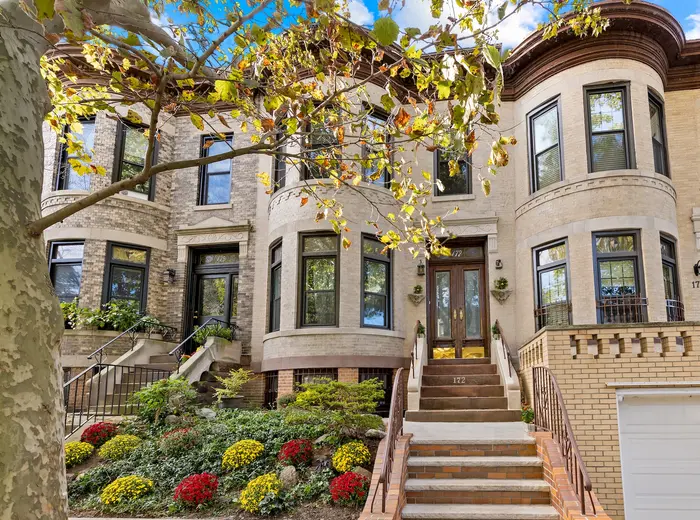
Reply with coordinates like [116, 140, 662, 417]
[402, 504, 560, 520]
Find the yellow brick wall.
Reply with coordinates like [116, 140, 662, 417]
[519, 323, 700, 520]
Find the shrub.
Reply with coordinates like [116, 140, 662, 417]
[214, 368, 254, 402]
[173, 472, 219, 507]
[277, 439, 313, 467]
[276, 393, 297, 409]
[98, 434, 142, 461]
[65, 441, 94, 468]
[522, 406, 534, 424]
[160, 428, 200, 457]
[330, 472, 369, 506]
[193, 322, 233, 345]
[80, 422, 119, 447]
[100, 475, 154, 505]
[239, 473, 282, 513]
[129, 377, 197, 423]
[222, 439, 265, 470]
[332, 441, 371, 473]
[102, 299, 141, 331]
[285, 379, 385, 437]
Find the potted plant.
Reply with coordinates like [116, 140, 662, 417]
[494, 277, 508, 290]
[214, 368, 254, 409]
[416, 322, 426, 337]
[491, 323, 500, 339]
[413, 284, 423, 295]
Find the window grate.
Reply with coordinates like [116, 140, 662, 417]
[264, 371, 278, 409]
[294, 368, 338, 388]
[359, 368, 393, 417]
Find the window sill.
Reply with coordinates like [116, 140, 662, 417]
[433, 194, 475, 202]
[194, 203, 233, 211]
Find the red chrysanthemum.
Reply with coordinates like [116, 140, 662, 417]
[173, 472, 219, 506]
[80, 422, 118, 447]
[330, 472, 369, 506]
[277, 438, 313, 466]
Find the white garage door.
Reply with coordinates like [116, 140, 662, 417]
[618, 391, 700, 520]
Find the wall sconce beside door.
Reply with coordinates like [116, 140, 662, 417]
[162, 268, 176, 284]
[417, 259, 426, 276]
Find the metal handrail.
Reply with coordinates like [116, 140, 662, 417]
[411, 320, 423, 379]
[533, 366, 596, 515]
[87, 317, 177, 364]
[370, 366, 404, 513]
[494, 320, 515, 378]
[168, 317, 239, 368]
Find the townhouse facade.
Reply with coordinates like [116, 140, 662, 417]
[45, 1, 700, 516]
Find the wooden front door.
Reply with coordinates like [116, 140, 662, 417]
[428, 244, 488, 359]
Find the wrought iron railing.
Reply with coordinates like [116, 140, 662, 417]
[87, 317, 177, 364]
[370, 367, 404, 513]
[596, 296, 647, 324]
[532, 366, 595, 515]
[410, 320, 423, 379]
[666, 299, 685, 322]
[63, 363, 171, 438]
[534, 301, 571, 331]
[168, 317, 239, 370]
[494, 320, 516, 377]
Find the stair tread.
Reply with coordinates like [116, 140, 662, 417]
[408, 456, 542, 467]
[405, 410, 522, 423]
[405, 478, 550, 492]
[402, 504, 559, 520]
[410, 437, 535, 445]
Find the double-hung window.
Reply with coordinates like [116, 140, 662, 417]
[362, 236, 391, 328]
[103, 243, 149, 312]
[533, 241, 570, 330]
[49, 241, 84, 303]
[528, 99, 562, 192]
[304, 118, 339, 180]
[649, 92, 669, 176]
[273, 127, 286, 192]
[434, 149, 471, 196]
[269, 241, 282, 332]
[661, 237, 683, 321]
[593, 231, 646, 324]
[363, 108, 391, 186]
[56, 118, 95, 191]
[199, 134, 233, 205]
[299, 234, 339, 327]
[114, 122, 156, 200]
[585, 84, 635, 172]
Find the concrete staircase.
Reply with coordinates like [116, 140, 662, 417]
[402, 423, 558, 520]
[192, 361, 242, 404]
[405, 359, 521, 423]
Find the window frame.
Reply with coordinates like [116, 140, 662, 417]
[55, 117, 96, 191]
[198, 133, 234, 205]
[302, 116, 340, 180]
[433, 149, 472, 196]
[298, 232, 340, 328]
[660, 235, 680, 302]
[113, 120, 158, 201]
[592, 230, 645, 324]
[273, 127, 286, 193]
[648, 89, 669, 177]
[361, 234, 392, 329]
[362, 105, 392, 188]
[102, 241, 150, 313]
[527, 97, 564, 193]
[532, 239, 571, 330]
[48, 240, 85, 303]
[584, 83, 636, 173]
[269, 239, 283, 333]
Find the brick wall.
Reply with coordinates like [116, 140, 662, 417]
[519, 323, 700, 519]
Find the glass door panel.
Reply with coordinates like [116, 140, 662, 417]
[197, 275, 228, 326]
[433, 269, 455, 359]
[464, 269, 481, 339]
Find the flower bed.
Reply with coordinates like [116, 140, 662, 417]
[81, 422, 118, 447]
[174, 472, 219, 506]
[278, 438, 313, 466]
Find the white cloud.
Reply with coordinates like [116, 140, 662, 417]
[392, 0, 544, 49]
[348, 0, 375, 26]
[686, 13, 700, 40]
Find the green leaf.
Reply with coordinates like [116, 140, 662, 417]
[190, 113, 204, 131]
[122, 33, 140, 46]
[437, 81, 451, 100]
[482, 45, 502, 70]
[380, 94, 395, 113]
[215, 80, 236, 102]
[482, 178, 491, 197]
[371, 17, 399, 46]
[497, 2, 507, 20]
[34, 0, 55, 21]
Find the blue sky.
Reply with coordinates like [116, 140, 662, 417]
[341, 0, 700, 48]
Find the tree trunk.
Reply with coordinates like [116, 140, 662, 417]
[0, 2, 67, 518]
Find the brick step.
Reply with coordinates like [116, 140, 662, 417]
[133, 363, 176, 371]
[149, 354, 175, 363]
[410, 441, 537, 458]
[405, 478, 550, 505]
[428, 359, 491, 365]
[422, 374, 501, 387]
[401, 504, 559, 520]
[420, 397, 509, 411]
[421, 385, 505, 398]
[405, 410, 521, 423]
[423, 364, 497, 376]
[407, 456, 543, 480]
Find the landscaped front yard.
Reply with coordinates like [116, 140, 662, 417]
[65, 376, 385, 518]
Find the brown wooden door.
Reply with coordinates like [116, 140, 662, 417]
[428, 261, 487, 359]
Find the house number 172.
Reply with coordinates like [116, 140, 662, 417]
[693, 281, 700, 289]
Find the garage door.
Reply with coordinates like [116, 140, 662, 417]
[618, 391, 700, 520]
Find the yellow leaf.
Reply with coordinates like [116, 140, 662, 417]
[342, 237, 352, 250]
[190, 113, 204, 131]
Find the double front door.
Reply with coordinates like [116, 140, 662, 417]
[429, 261, 487, 359]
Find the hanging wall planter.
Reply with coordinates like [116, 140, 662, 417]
[490, 289, 512, 304]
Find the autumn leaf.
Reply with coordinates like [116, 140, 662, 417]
[342, 237, 352, 249]
[300, 196, 309, 206]
[336, 126, 345, 144]
[35, 0, 55, 21]
[372, 17, 400, 46]
[261, 118, 275, 132]
[218, 115, 230, 128]
[190, 113, 204, 131]
[394, 107, 410, 128]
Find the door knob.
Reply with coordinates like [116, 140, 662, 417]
[459, 308, 464, 321]
[453, 309, 457, 320]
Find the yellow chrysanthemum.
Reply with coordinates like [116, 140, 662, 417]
[98, 434, 141, 461]
[65, 441, 94, 468]
[332, 441, 371, 473]
[100, 475, 153, 505]
[222, 439, 264, 470]
[239, 473, 281, 513]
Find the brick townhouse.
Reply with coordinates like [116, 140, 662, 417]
[46, 1, 700, 517]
